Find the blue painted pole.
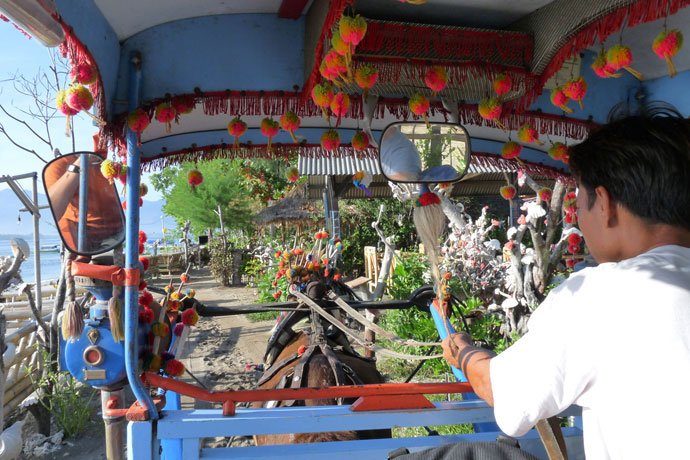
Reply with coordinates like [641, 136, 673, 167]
[124, 51, 158, 420]
[430, 305, 500, 433]
[77, 153, 89, 252]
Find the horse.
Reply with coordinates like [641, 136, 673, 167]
[252, 308, 391, 445]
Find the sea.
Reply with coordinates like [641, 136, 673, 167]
[0, 235, 63, 284]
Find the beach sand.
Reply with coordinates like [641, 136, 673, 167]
[14, 267, 274, 459]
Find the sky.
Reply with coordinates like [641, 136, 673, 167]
[0, 22, 175, 238]
[0, 23, 161, 200]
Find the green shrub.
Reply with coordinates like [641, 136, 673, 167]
[26, 352, 97, 438]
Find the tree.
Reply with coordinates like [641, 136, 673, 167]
[150, 159, 254, 236]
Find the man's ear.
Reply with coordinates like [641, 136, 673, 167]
[594, 186, 618, 227]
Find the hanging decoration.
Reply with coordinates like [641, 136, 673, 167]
[591, 50, 621, 78]
[339, 14, 368, 66]
[330, 92, 350, 127]
[353, 170, 373, 196]
[355, 64, 378, 101]
[351, 131, 369, 152]
[260, 117, 280, 152]
[287, 166, 300, 183]
[538, 187, 552, 203]
[424, 66, 448, 98]
[652, 29, 683, 78]
[188, 168, 204, 191]
[517, 124, 543, 146]
[500, 184, 517, 200]
[321, 129, 341, 151]
[548, 142, 569, 163]
[409, 93, 430, 128]
[563, 77, 588, 110]
[312, 83, 335, 120]
[563, 191, 578, 224]
[172, 94, 195, 116]
[56, 89, 79, 136]
[127, 108, 151, 146]
[322, 50, 349, 83]
[155, 101, 176, 133]
[606, 45, 643, 80]
[280, 112, 302, 143]
[478, 97, 507, 130]
[100, 159, 122, 184]
[70, 61, 98, 85]
[227, 117, 247, 147]
[65, 83, 104, 125]
[550, 87, 573, 113]
[493, 74, 512, 101]
[501, 141, 522, 160]
[331, 28, 351, 61]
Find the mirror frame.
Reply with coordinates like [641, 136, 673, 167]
[377, 121, 472, 184]
[42, 152, 126, 256]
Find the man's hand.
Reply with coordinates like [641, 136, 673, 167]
[442, 332, 473, 369]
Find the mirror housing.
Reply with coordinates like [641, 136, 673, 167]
[43, 152, 125, 256]
[378, 121, 471, 184]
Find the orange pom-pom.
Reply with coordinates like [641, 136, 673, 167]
[550, 87, 573, 113]
[500, 185, 517, 200]
[424, 66, 447, 95]
[493, 74, 512, 99]
[517, 124, 543, 145]
[182, 308, 199, 326]
[563, 77, 587, 110]
[548, 142, 569, 162]
[321, 129, 341, 151]
[351, 131, 369, 152]
[188, 169, 203, 188]
[155, 102, 176, 133]
[280, 112, 301, 143]
[227, 117, 247, 147]
[501, 141, 522, 160]
[180, 273, 189, 283]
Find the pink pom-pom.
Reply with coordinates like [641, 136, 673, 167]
[174, 323, 184, 336]
[500, 185, 517, 200]
[424, 66, 447, 93]
[501, 141, 522, 160]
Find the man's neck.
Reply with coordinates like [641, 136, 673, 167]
[613, 217, 690, 262]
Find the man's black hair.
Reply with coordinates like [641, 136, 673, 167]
[568, 101, 690, 231]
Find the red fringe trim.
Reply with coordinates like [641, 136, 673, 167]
[52, 15, 109, 131]
[141, 143, 378, 171]
[540, 0, 690, 87]
[472, 152, 575, 187]
[302, 0, 355, 103]
[359, 21, 533, 66]
[102, 90, 596, 159]
[353, 57, 542, 113]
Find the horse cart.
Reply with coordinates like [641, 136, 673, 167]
[3, 0, 689, 458]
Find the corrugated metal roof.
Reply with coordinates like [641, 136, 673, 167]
[298, 154, 381, 176]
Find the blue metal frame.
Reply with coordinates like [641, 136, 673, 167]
[124, 51, 158, 420]
[77, 153, 90, 252]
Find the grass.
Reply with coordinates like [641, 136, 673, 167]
[392, 393, 474, 438]
[245, 311, 280, 322]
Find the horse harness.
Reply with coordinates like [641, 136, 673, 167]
[258, 308, 371, 408]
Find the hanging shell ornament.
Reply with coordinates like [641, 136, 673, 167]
[652, 29, 683, 78]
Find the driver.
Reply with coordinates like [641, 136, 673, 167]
[44, 134, 124, 252]
[442, 107, 690, 459]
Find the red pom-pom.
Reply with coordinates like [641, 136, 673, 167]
[566, 258, 577, 268]
[139, 230, 147, 244]
[139, 307, 154, 324]
[418, 192, 440, 207]
[182, 308, 199, 326]
[139, 290, 153, 308]
[180, 273, 189, 283]
[139, 242, 145, 255]
[139, 280, 148, 291]
[174, 323, 184, 336]
[568, 233, 583, 245]
[164, 359, 185, 377]
[139, 257, 150, 271]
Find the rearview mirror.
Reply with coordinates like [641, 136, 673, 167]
[378, 122, 471, 184]
[43, 152, 125, 255]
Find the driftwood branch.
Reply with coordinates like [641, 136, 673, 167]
[545, 181, 567, 247]
[20, 284, 50, 340]
[0, 255, 24, 294]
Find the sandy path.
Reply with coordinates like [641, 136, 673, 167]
[16, 267, 274, 458]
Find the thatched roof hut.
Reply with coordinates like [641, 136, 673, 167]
[254, 185, 324, 228]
